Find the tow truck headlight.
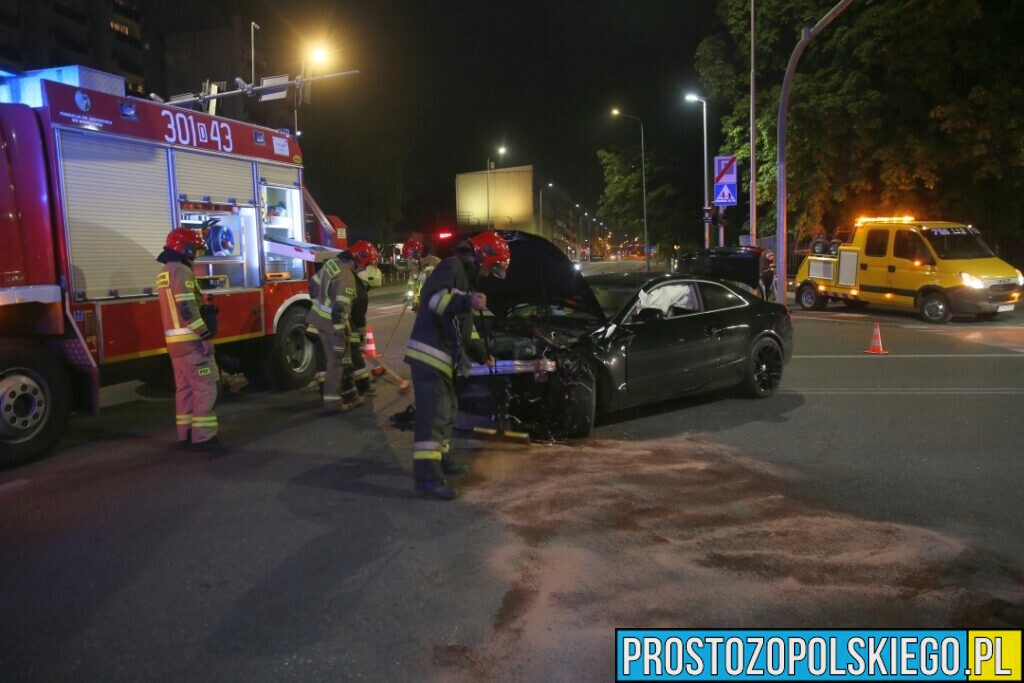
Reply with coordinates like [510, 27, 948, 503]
[1016, 269, 1024, 287]
[959, 272, 985, 289]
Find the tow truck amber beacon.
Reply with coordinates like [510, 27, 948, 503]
[0, 65, 352, 466]
[794, 215, 1023, 323]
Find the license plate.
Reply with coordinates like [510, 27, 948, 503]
[997, 304, 1014, 312]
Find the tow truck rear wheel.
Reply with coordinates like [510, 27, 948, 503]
[919, 292, 952, 324]
[0, 340, 71, 468]
[797, 284, 827, 311]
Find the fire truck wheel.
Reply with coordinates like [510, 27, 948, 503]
[0, 340, 71, 468]
[740, 336, 784, 399]
[266, 307, 317, 390]
[919, 292, 952, 324]
[797, 284, 827, 311]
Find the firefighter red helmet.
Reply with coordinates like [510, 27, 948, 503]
[350, 240, 380, 268]
[470, 231, 511, 279]
[165, 228, 205, 258]
[401, 238, 424, 261]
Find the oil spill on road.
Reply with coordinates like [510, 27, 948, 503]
[434, 435, 1024, 681]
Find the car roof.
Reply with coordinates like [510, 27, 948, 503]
[585, 271, 735, 290]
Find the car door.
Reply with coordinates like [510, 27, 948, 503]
[623, 281, 715, 402]
[858, 228, 892, 301]
[890, 229, 937, 300]
[697, 281, 753, 384]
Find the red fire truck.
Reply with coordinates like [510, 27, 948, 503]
[0, 66, 343, 465]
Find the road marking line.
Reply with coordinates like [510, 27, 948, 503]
[793, 353, 1024, 358]
[782, 388, 1024, 394]
[0, 479, 31, 494]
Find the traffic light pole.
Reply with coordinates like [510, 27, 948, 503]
[775, 0, 854, 303]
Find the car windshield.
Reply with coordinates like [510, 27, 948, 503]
[588, 281, 641, 318]
[921, 227, 994, 260]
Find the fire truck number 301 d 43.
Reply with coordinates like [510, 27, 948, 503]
[0, 65, 346, 466]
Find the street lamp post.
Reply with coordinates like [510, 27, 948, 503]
[684, 93, 711, 248]
[538, 182, 553, 239]
[486, 146, 507, 230]
[294, 46, 330, 136]
[611, 109, 650, 271]
[775, 0, 856, 301]
[750, 0, 757, 242]
[250, 22, 260, 85]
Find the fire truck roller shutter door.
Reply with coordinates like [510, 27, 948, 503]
[258, 163, 300, 189]
[174, 150, 255, 207]
[59, 131, 173, 300]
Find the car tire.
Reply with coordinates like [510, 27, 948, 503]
[265, 306, 317, 390]
[843, 299, 869, 309]
[563, 368, 596, 438]
[740, 336, 784, 399]
[918, 292, 952, 324]
[797, 284, 827, 311]
[0, 340, 72, 468]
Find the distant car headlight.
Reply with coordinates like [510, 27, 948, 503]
[1016, 269, 1024, 287]
[573, 262, 582, 271]
[406, 289, 415, 297]
[959, 272, 985, 289]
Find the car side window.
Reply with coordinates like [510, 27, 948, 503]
[699, 282, 744, 311]
[893, 230, 930, 262]
[864, 229, 889, 257]
[634, 282, 700, 319]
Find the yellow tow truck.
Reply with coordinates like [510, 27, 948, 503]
[794, 216, 1023, 323]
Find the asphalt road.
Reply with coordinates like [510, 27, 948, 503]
[1, 282, 1022, 681]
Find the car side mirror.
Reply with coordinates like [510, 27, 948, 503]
[635, 307, 666, 324]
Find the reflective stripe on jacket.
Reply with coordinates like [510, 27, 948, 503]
[403, 255, 488, 377]
[157, 261, 210, 348]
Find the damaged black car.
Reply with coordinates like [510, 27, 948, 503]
[455, 232, 794, 439]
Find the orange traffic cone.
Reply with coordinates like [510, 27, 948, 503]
[363, 326, 377, 360]
[863, 323, 889, 355]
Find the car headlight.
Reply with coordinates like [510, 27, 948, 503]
[573, 263, 582, 271]
[1016, 269, 1024, 287]
[959, 272, 985, 289]
[406, 290, 414, 297]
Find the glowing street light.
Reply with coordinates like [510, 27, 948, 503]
[310, 46, 329, 65]
[487, 146, 507, 229]
[611, 108, 649, 271]
[684, 92, 712, 248]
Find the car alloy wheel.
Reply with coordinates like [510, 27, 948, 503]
[752, 342, 783, 395]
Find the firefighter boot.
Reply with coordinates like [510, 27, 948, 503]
[192, 436, 226, 454]
[413, 459, 457, 500]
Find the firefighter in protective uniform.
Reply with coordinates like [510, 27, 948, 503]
[307, 251, 358, 411]
[342, 241, 382, 403]
[156, 228, 224, 453]
[404, 231, 511, 500]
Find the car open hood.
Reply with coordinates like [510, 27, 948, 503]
[475, 231, 607, 324]
[675, 247, 765, 290]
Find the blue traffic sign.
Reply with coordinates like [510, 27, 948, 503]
[713, 182, 737, 206]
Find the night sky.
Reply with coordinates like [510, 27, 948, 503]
[243, 0, 721, 234]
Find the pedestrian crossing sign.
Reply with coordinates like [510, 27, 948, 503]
[713, 182, 737, 206]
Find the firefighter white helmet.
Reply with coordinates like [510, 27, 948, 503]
[357, 264, 383, 288]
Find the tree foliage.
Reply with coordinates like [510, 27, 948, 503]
[696, 0, 1024, 244]
[596, 146, 681, 249]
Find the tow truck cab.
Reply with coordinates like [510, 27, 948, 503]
[795, 216, 1023, 323]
